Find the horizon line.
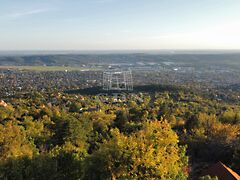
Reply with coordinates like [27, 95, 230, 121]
[1, 49, 240, 56]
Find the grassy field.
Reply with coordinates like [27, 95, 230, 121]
[0, 66, 99, 72]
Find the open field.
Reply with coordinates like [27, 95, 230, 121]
[0, 66, 98, 72]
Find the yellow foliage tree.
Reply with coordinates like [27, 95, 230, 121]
[0, 121, 36, 160]
[82, 120, 188, 180]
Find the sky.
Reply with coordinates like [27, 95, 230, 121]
[0, 0, 240, 50]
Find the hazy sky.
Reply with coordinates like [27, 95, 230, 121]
[0, 0, 240, 50]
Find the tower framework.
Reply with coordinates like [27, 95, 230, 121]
[103, 69, 133, 91]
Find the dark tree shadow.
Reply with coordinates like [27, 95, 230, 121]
[0, 153, 82, 180]
[65, 84, 185, 95]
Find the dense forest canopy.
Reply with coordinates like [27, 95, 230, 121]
[0, 85, 239, 179]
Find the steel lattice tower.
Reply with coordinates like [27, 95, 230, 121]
[103, 69, 133, 91]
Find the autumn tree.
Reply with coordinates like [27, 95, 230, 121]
[0, 121, 36, 161]
[82, 120, 188, 179]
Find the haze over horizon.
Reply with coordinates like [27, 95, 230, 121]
[1, 0, 240, 50]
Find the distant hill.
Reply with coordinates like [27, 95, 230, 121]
[0, 53, 240, 67]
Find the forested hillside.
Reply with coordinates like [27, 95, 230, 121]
[0, 53, 240, 67]
[0, 86, 239, 179]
